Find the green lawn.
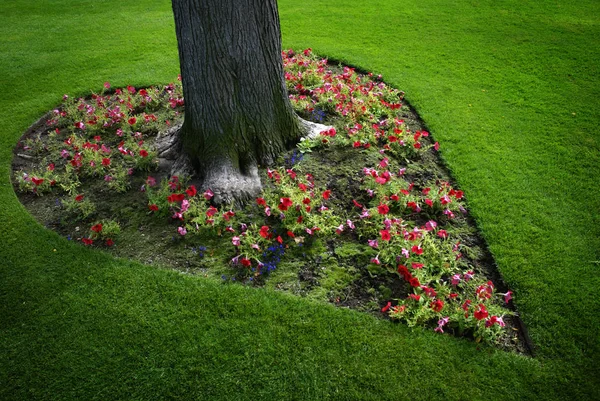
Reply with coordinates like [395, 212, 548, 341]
[1, 0, 598, 400]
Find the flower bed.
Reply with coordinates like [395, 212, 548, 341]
[12, 49, 526, 350]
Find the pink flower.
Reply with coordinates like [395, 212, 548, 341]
[178, 226, 187, 236]
[346, 219, 355, 230]
[424, 220, 437, 231]
[401, 248, 410, 258]
[203, 189, 214, 200]
[437, 230, 448, 239]
[231, 236, 241, 246]
[104, 82, 111, 89]
[74, 121, 86, 130]
[368, 239, 379, 248]
[502, 291, 513, 303]
[335, 224, 344, 235]
[370, 255, 380, 265]
[181, 200, 190, 213]
[451, 274, 462, 286]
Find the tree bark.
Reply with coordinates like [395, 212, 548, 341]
[171, 0, 308, 204]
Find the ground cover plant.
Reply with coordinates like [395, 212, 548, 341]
[1, 0, 599, 400]
[12, 50, 523, 349]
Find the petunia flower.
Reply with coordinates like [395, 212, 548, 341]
[91, 223, 103, 233]
[231, 236, 241, 246]
[259, 225, 270, 238]
[380, 229, 391, 241]
[502, 291, 513, 303]
[178, 226, 187, 236]
[424, 220, 437, 231]
[184, 185, 196, 197]
[411, 244, 423, 255]
[377, 204, 390, 215]
[381, 301, 392, 313]
[474, 304, 489, 320]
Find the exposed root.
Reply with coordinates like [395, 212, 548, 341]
[298, 118, 333, 140]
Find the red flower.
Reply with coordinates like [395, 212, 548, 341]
[377, 204, 389, 215]
[380, 229, 391, 241]
[437, 230, 448, 239]
[241, 258, 252, 267]
[474, 304, 489, 320]
[277, 236, 283, 244]
[397, 265, 411, 281]
[185, 185, 197, 197]
[390, 194, 399, 201]
[206, 206, 217, 217]
[298, 183, 307, 192]
[148, 204, 159, 212]
[256, 197, 266, 206]
[81, 238, 93, 245]
[105, 238, 114, 247]
[259, 225, 270, 238]
[75, 194, 84, 202]
[287, 230, 295, 238]
[381, 301, 392, 313]
[101, 158, 111, 166]
[409, 277, 421, 287]
[425, 199, 434, 207]
[322, 190, 331, 200]
[47, 163, 55, 171]
[278, 197, 293, 211]
[167, 193, 185, 203]
[31, 177, 44, 186]
[431, 299, 444, 312]
[128, 117, 137, 125]
[139, 149, 148, 157]
[302, 197, 311, 205]
[411, 262, 424, 269]
[91, 223, 103, 233]
[411, 245, 423, 255]
[409, 294, 421, 301]
[352, 199, 363, 208]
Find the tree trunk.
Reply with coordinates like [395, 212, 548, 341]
[171, 0, 308, 204]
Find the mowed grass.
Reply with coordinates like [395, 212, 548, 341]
[0, 0, 598, 399]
